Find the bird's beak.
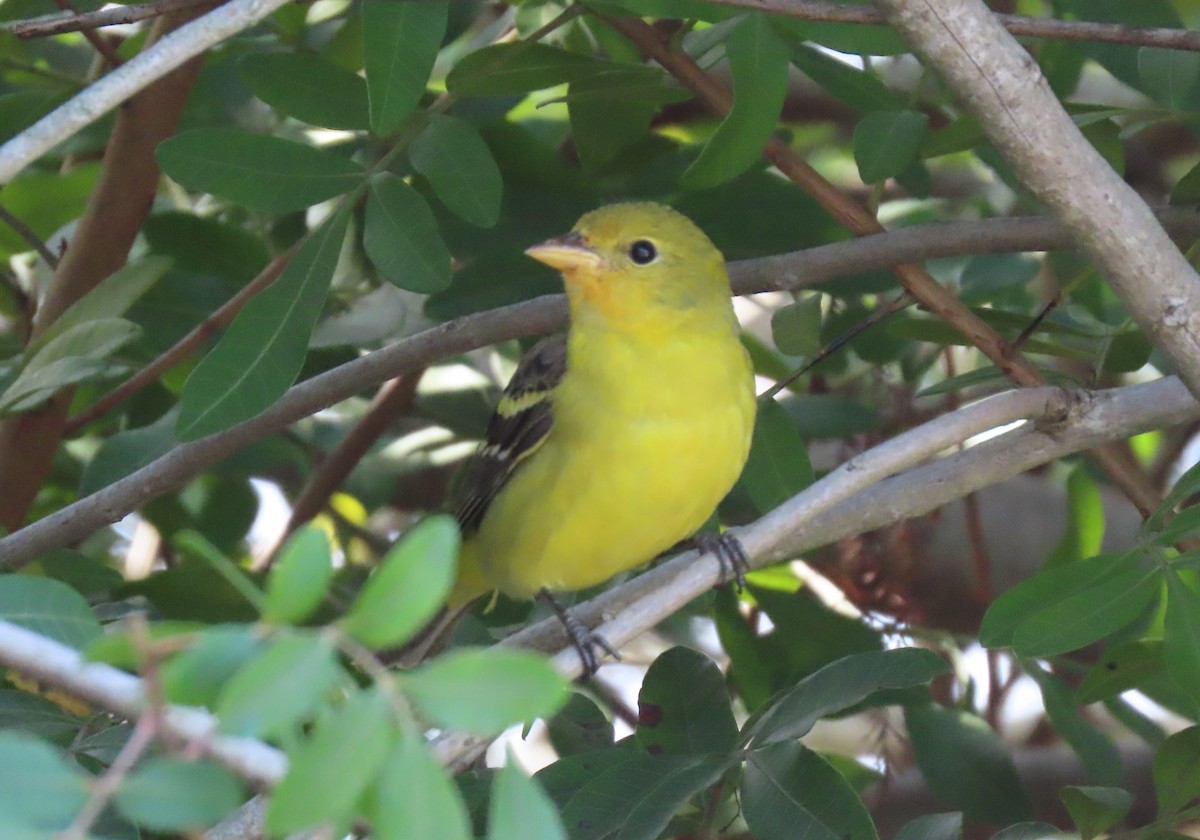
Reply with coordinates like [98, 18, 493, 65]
[525, 231, 605, 274]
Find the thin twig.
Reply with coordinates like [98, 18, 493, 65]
[51, 0, 125, 66]
[0, 201, 59, 269]
[7, 0, 222, 38]
[702, 0, 1200, 52]
[64, 245, 297, 433]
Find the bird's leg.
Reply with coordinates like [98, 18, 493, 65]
[668, 532, 750, 591]
[536, 589, 620, 677]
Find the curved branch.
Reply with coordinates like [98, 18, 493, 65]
[5, 210, 1200, 567]
[707, 0, 1200, 52]
[0, 0, 292, 185]
[3, 375, 1195, 807]
[434, 375, 1200, 767]
[874, 0, 1200, 402]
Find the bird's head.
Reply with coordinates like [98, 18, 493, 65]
[525, 202, 731, 332]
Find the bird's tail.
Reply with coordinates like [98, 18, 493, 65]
[447, 538, 492, 610]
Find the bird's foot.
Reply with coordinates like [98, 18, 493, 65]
[537, 590, 620, 677]
[686, 532, 750, 592]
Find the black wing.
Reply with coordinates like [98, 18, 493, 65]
[454, 335, 567, 533]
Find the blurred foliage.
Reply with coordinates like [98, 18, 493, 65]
[3, 0, 1200, 836]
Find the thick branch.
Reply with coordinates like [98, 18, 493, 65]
[431, 375, 1200, 770]
[874, 0, 1200, 402]
[5, 210, 1200, 566]
[0, 9, 206, 531]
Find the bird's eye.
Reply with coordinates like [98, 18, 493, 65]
[629, 240, 657, 265]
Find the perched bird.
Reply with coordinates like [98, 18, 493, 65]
[449, 202, 756, 671]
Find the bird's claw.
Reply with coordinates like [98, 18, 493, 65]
[537, 590, 621, 678]
[692, 532, 750, 592]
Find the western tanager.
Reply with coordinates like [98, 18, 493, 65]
[449, 202, 756, 670]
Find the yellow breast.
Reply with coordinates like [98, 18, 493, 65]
[472, 321, 755, 599]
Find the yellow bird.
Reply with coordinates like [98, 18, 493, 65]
[449, 202, 756, 671]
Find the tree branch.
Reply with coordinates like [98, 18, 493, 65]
[5, 376, 1195, 810]
[4, 210, 1200, 566]
[708, 0, 1200, 52]
[0, 619, 287, 787]
[873, 0, 1200, 402]
[5, 0, 222, 38]
[606, 11, 1167, 516]
[432, 375, 1200, 768]
[0, 0, 293, 185]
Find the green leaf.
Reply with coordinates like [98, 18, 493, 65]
[161, 625, 262, 708]
[541, 750, 721, 840]
[143, 212, 269, 284]
[895, 813, 963, 840]
[410, 115, 503, 227]
[743, 742, 877, 840]
[1138, 47, 1200, 109]
[1012, 566, 1160, 658]
[446, 43, 608, 96]
[0, 732, 89, 831]
[853, 110, 930, 184]
[176, 209, 349, 440]
[778, 393, 881, 439]
[263, 526, 333, 625]
[747, 648, 948, 746]
[31, 257, 169, 353]
[1025, 661, 1119, 785]
[612, 758, 730, 840]
[1044, 467, 1105, 568]
[1164, 570, 1200, 712]
[364, 174, 453, 293]
[115, 758, 243, 831]
[0, 690, 83, 739]
[369, 735, 471, 840]
[546, 693, 614, 757]
[1077, 640, 1165, 704]
[340, 515, 459, 648]
[79, 408, 177, 496]
[734, 398, 814, 516]
[1153, 506, 1200, 547]
[635, 647, 737, 757]
[1154, 725, 1200, 816]
[156, 129, 363, 213]
[682, 14, 788, 188]
[980, 551, 1139, 649]
[959, 253, 1039, 307]
[404, 648, 568, 736]
[215, 632, 340, 738]
[488, 759, 567, 840]
[267, 688, 394, 835]
[0, 575, 101, 649]
[788, 43, 906, 111]
[771, 297, 822, 357]
[362, 0, 447, 133]
[239, 52, 369, 130]
[906, 703, 1032, 824]
[0, 318, 141, 414]
[1059, 786, 1133, 840]
[1149, 461, 1200, 531]
[568, 70, 673, 170]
